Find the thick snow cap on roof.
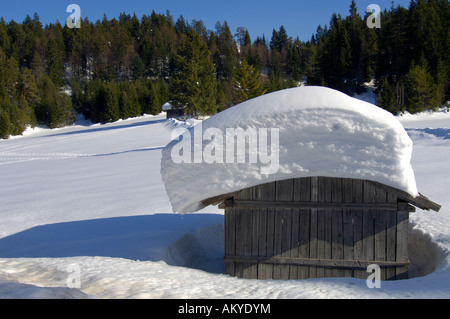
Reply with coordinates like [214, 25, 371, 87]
[161, 86, 418, 213]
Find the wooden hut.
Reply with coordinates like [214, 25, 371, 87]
[163, 102, 187, 119]
[166, 108, 187, 119]
[202, 176, 441, 281]
[160, 87, 442, 281]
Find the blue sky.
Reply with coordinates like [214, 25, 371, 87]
[1, 0, 412, 41]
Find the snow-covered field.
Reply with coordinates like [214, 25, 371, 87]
[0, 105, 449, 299]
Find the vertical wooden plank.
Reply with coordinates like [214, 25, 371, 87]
[232, 189, 245, 278]
[289, 209, 299, 279]
[264, 182, 276, 279]
[240, 187, 256, 279]
[300, 178, 311, 279]
[316, 209, 325, 278]
[316, 177, 324, 278]
[342, 178, 354, 278]
[374, 186, 387, 280]
[316, 177, 326, 278]
[234, 205, 244, 278]
[386, 192, 397, 280]
[273, 184, 282, 280]
[255, 184, 267, 280]
[224, 207, 236, 277]
[331, 178, 344, 277]
[396, 209, 409, 280]
[353, 179, 364, 279]
[251, 208, 259, 279]
[249, 186, 259, 280]
[289, 178, 300, 279]
[281, 209, 292, 280]
[315, 177, 333, 277]
[363, 181, 375, 280]
[274, 179, 294, 280]
[294, 178, 311, 279]
[273, 206, 283, 280]
[323, 177, 333, 277]
[265, 207, 275, 279]
[309, 177, 319, 278]
[257, 208, 267, 279]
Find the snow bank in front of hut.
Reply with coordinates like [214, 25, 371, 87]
[161, 86, 418, 213]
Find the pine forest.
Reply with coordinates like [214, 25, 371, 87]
[0, 0, 449, 138]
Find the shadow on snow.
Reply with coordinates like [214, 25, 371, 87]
[0, 214, 225, 274]
[44, 118, 167, 138]
[406, 128, 450, 140]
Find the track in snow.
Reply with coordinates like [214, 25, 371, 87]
[0, 146, 166, 166]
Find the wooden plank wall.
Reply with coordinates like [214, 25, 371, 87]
[224, 177, 409, 281]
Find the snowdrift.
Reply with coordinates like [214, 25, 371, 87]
[161, 86, 418, 213]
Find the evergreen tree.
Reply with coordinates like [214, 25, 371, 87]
[132, 56, 146, 80]
[4, 55, 20, 97]
[361, 25, 378, 82]
[406, 60, 439, 113]
[345, 0, 365, 87]
[213, 21, 236, 82]
[0, 18, 11, 55]
[288, 39, 303, 82]
[10, 95, 31, 135]
[245, 46, 263, 72]
[377, 77, 398, 114]
[277, 26, 288, 52]
[270, 29, 279, 52]
[320, 13, 342, 89]
[1, 4, 449, 135]
[7, 20, 26, 67]
[0, 95, 11, 138]
[118, 81, 141, 118]
[233, 59, 266, 104]
[119, 87, 133, 119]
[270, 26, 288, 52]
[155, 78, 169, 107]
[170, 30, 217, 116]
[36, 76, 73, 128]
[339, 26, 352, 91]
[267, 49, 284, 92]
[0, 108, 11, 139]
[21, 14, 43, 68]
[70, 79, 84, 114]
[30, 51, 45, 84]
[305, 28, 324, 85]
[46, 23, 66, 86]
[376, 5, 410, 80]
[81, 79, 101, 121]
[175, 15, 188, 34]
[436, 58, 448, 107]
[19, 67, 40, 112]
[97, 81, 120, 123]
[136, 79, 161, 115]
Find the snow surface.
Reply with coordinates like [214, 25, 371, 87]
[162, 86, 418, 213]
[0, 103, 449, 299]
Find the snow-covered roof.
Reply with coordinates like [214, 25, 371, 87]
[161, 86, 419, 214]
[162, 102, 173, 111]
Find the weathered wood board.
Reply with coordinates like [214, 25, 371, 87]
[223, 177, 416, 280]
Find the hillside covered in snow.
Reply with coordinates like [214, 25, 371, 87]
[0, 95, 449, 299]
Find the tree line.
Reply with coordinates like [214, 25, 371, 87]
[0, 0, 448, 138]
